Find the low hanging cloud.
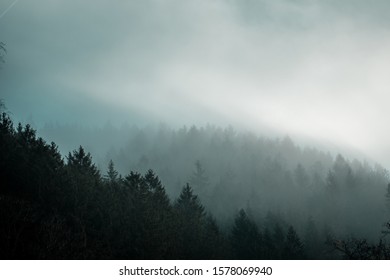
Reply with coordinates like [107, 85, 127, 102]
[1, 0, 390, 167]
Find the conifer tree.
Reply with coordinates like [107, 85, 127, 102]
[304, 217, 321, 259]
[105, 159, 119, 184]
[0, 42, 5, 63]
[230, 209, 261, 259]
[174, 184, 206, 259]
[142, 170, 174, 259]
[284, 226, 305, 259]
[272, 223, 285, 259]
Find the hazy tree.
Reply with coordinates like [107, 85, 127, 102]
[105, 159, 119, 184]
[190, 160, 209, 190]
[272, 223, 285, 259]
[0, 99, 5, 113]
[294, 163, 309, 189]
[304, 217, 322, 259]
[190, 160, 209, 203]
[386, 183, 390, 211]
[284, 225, 305, 259]
[262, 228, 276, 259]
[325, 170, 339, 197]
[326, 155, 355, 195]
[0, 42, 5, 63]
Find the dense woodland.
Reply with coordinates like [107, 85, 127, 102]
[41, 120, 390, 239]
[1, 103, 390, 259]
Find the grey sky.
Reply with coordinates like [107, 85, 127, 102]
[1, 0, 390, 167]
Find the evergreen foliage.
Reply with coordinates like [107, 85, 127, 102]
[0, 42, 5, 63]
[230, 209, 261, 259]
[1, 110, 390, 259]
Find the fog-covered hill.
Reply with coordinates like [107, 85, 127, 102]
[39, 122, 390, 241]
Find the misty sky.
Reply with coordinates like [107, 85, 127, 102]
[1, 0, 390, 168]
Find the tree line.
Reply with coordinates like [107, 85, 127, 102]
[1, 107, 390, 259]
[41, 120, 390, 243]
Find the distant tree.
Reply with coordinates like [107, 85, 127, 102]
[191, 160, 208, 185]
[0, 99, 5, 112]
[105, 159, 119, 184]
[326, 155, 355, 196]
[386, 183, 390, 211]
[325, 170, 339, 197]
[280, 136, 296, 157]
[0, 42, 5, 63]
[294, 164, 309, 189]
[190, 160, 209, 200]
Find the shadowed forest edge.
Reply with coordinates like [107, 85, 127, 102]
[1, 104, 390, 259]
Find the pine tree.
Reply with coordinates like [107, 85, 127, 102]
[294, 164, 309, 189]
[0, 42, 5, 63]
[190, 160, 209, 203]
[230, 209, 261, 259]
[272, 223, 285, 259]
[262, 228, 275, 259]
[304, 217, 321, 259]
[326, 155, 355, 196]
[142, 170, 174, 259]
[283, 226, 305, 259]
[174, 184, 206, 259]
[65, 146, 101, 212]
[105, 159, 118, 184]
[175, 183, 205, 221]
[190, 161, 209, 189]
[67, 146, 100, 179]
[201, 214, 226, 259]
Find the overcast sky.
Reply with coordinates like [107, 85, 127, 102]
[1, 0, 390, 167]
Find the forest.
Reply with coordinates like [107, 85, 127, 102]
[2, 0, 390, 262]
[1, 102, 390, 260]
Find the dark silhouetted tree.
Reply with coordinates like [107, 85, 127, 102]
[141, 170, 174, 259]
[230, 209, 262, 259]
[283, 226, 305, 259]
[174, 184, 207, 259]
